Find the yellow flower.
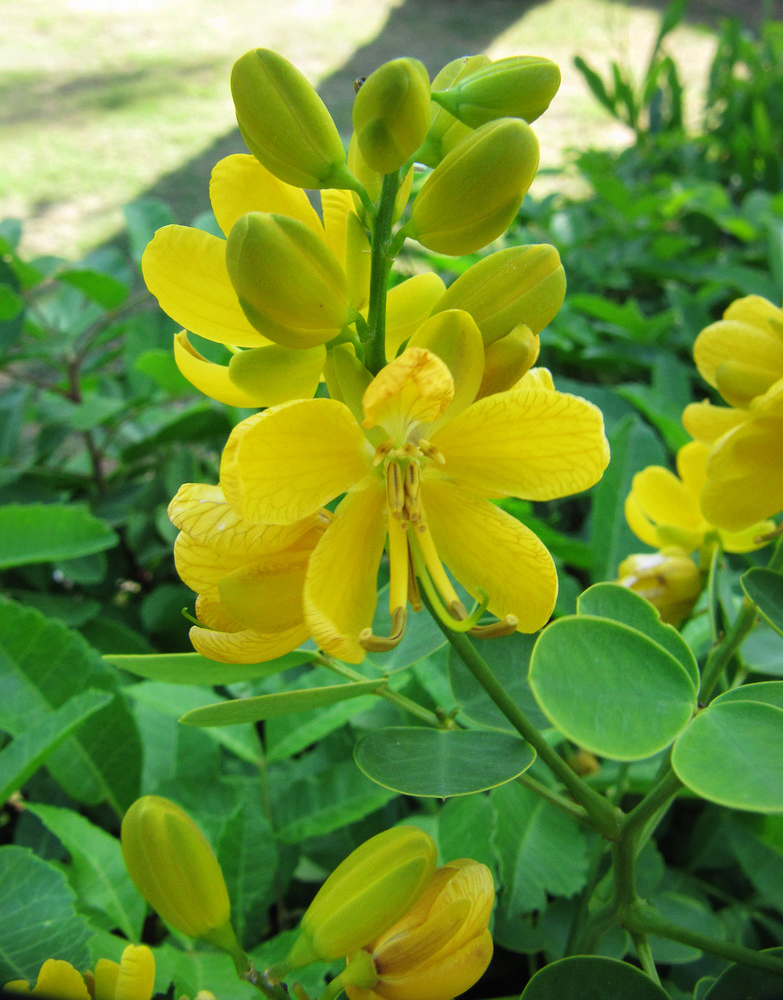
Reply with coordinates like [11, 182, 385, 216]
[168, 482, 329, 664]
[692, 294, 783, 408]
[625, 440, 774, 554]
[142, 153, 370, 405]
[219, 315, 609, 662]
[683, 377, 783, 531]
[6, 946, 155, 1000]
[343, 859, 494, 1000]
[617, 548, 703, 626]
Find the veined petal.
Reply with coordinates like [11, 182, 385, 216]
[694, 318, 783, 405]
[304, 484, 387, 663]
[514, 365, 554, 391]
[210, 153, 322, 237]
[221, 399, 373, 524]
[362, 348, 454, 438]
[682, 400, 748, 444]
[701, 419, 783, 529]
[190, 619, 309, 664]
[228, 342, 325, 405]
[373, 932, 493, 1000]
[408, 310, 484, 426]
[174, 331, 266, 407]
[386, 273, 447, 357]
[218, 545, 312, 632]
[628, 466, 702, 532]
[142, 226, 267, 347]
[430, 388, 609, 500]
[421, 479, 558, 632]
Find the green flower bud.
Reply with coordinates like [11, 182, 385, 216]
[417, 54, 489, 168]
[231, 49, 356, 190]
[226, 212, 352, 347]
[353, 58, 431, 175]
[121, 796, 238, 956]
[347, 135, 413, 221]
[283, 826, 437, 970]
[432, 55, 561, 128]
[432, 244, 565, 344]
[405, 118, 539, 255]
[477, 324, 539, 398]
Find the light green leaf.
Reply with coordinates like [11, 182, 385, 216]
[701, 947, 783, 999]
[355, 728, 535, 797]
[0, 846, 93, 983]
[520, 955, 671, 998]
[0, 504, 118, 569]
[25, 803, 145, 942]
[152, 942, 259, 1000]
[727, 815, 783, 912]
[742, 568, 783, 637]
[713, 681, 783, 711]
[529, 616, 697, 760]
[107, 650, 316, 685]
[437, 795, 496, 874]
[0, 690, 111, 803]
[672, 700, 783, 812]
[578, 582, 699, 688]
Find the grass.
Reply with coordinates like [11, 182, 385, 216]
[0, 0, 744, 258]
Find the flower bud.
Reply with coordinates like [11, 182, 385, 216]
[344, 859, 495, 1000]
[226, 212, 352, 347]
[121, 796, 238, 955]
[417, 55, 489, 168]
[347, 135, 414, 220]
[432, 244, 565, 344]
[231, 49, 355, 190]
[432, 56, 561, 128]
[353, 58, 431, 175]
[405, 118, 539, 255]
[476, 324, 540, 398]
[617, 548, 702, 626]
[283, 826, 437, 969]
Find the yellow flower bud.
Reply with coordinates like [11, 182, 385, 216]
[353, 58, 431, 175]
[617, 548, 703, 626]
[121, 796, 239, 956]
[405, 118, 539, 255]
[432, 56, 561, 128]
[282, 826, 437, 970]
[433, 244, 565, 344]
[231, 49, 355, 190]
[226, 212, 352, 347]
[417, 55, 490, 168]
[476, 324, 540, 398]
[344, 859, 495, 1000]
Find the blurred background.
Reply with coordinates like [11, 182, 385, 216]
[3, 0, 776, 258]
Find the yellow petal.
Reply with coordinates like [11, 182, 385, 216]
[32, 961, 90, 1000]
[720, 520, 777, 553]
[142, 226, 267, 347]
[430, 388, 609, 501]
[362, 348, 454, 438]
[174, 332, 265, 407]
[228, 343, 325, 405]
[4, 981, 32, 994]
[303, 484, 387, 663]
[220, 399, 373, 523]
[93, 959, 120, 1000]
[376, 930, 493, 1000]
[478, 325, 539, 398]
[694, 319, 783, 405]
[114, 945, 156, 1000]
[682, 399, 748, 444]
[210, 153, 322, 238]
[675, 440, 708, 500]
[623, 493, 661, 549]
[724, 293, 783, 333]
[321, 187, 374, 311]
[421, 479, 558, 632]
[190, 620, 309, 664]
[701, 418, 783, 530]
[628, 466, 702, 533]
[408, 310, 484, 426]
[385, 273, 447, 357]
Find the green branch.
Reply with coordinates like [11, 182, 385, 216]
[365, 171, 400, 374]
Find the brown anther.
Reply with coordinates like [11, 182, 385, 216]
[470, 614, 519, 639]
[373, 440, 394, 466]
[385, 462, 405, 519]
[448, 599, 469, 621]
[359, 607, 407, 651]
[418, 438, 446, 464]
[404, 462, 421, 523]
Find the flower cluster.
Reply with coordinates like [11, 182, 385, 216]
[145, 47, 611, 665]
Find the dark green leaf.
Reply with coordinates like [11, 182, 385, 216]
[0, 504, 118, 569]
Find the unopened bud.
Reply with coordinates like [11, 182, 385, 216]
[432, 56, 561, 128]
[618, 549, 702, 626]
[433, 244, 565, 344]
[477, 324, 540, 398]
[417, 55, 489, 168]
[231, 49, 355, 190]
[353, 58, 431, 175]
[226, 212, 352, 346]
[347, 135, 413, 221]
[405, 118, 539, 255]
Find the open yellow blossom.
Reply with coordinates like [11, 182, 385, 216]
[625, 440, 774, 555]
[344, 859, 494, 1000]
[219, 314, 609, 662]
[168, 482, 329, 663]
[5, 946, 155, 1000]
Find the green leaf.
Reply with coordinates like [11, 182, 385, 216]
[672, 700, 783, 812]
[180, 679, 386, 728]
[0, 690, 111, 803]
[107, 650, 316, 685]
[520, 955, 671, 998]
[24, 803, 145, 942]
[701, 947, 783, 999]
[529, 616, 697, 760]
[436, 795, 496, 875]
[578, 582, 699, 688]
[0, 504, 118, 569]
[0, 599, 141, 816]
[274, 760, 397, 843]
[648, 891, 725, 964]
[0, 846, 93, 983]
[742, 568, 783, 637]
[58, 268, 128, 309]
[492, 782, 588, 915]
[133, 348, 192, 394]
[713, 681, 783, 711]
[355, 728, 535, 797]
[727, 815, 783, 912]
[124, 199, 176, 264]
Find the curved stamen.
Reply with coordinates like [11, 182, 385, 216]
[359, 606, 407, 651]
[470, 614, 519, 639]
[409, 540, 487, 632]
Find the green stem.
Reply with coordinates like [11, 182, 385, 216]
[518, 773, 591, 826]
[365, 171, 400, 374]
[630, 930, 661, 985]
[436, 625, 621, 838]
[621, 768, 683, 842]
